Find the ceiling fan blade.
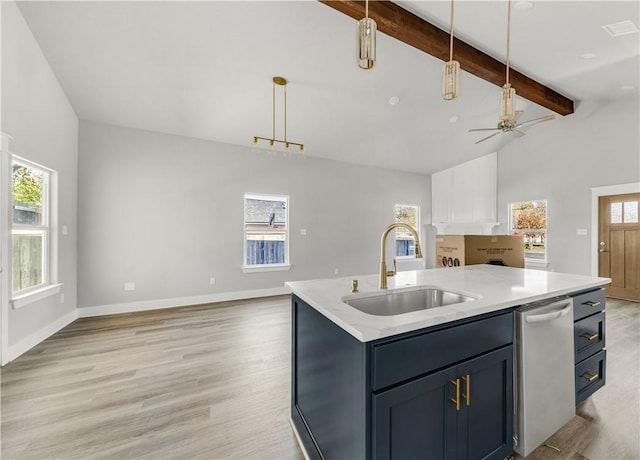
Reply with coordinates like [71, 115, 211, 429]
[515, 114, 555, 128]
[512, 130, 526, 138]
[468, 127, 501, 132]
[513, 110, 525, 123]
[474, 131, 502, 144]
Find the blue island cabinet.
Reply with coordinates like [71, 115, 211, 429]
[291, 295, 514, 460]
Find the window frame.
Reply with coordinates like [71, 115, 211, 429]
[394, 203, 421, 259]
[508, 199, 548, 264]
[10, 156, 61, 308]
[242, 192, 291, 273]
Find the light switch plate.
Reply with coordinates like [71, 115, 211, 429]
[576, 229, 587, 236]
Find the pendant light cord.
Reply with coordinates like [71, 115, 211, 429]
[449, 0, 454, 62]
[505, 0, 511, 86]
[272, 81, 276, 140]
[271, 79, 288, 142]
[365, 0, 369, 19]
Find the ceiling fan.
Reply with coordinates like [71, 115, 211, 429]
[469, 111, 555, 144]
[469, 0, 555, 145]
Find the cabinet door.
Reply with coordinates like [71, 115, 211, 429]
[432, 168, 453, 222]
[373, 366, 458, 460]
[473, 153, 497, 222]
[457, 346, 514, 460]
[451, 161, 477, 222]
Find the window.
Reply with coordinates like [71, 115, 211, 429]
[243, 193, 289, 271]
[610, 200, 638, 224]
[509, 200, 547, 261]
[12, 158, 51, 294]
[395, 204, 420, 257]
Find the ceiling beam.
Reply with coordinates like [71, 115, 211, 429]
[319, 0, 574, 116]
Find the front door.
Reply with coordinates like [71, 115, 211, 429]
[598, 193, 640, 301]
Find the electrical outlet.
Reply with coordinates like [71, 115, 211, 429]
[576, 229, 587, 236]
[300, 229, 307, 236]
[62, 225, 68, 236]
[60, 293, 65, 304]
[124, 282, 135, 291]
[334, 268, 339, 275]
[209, 277, 216, 285]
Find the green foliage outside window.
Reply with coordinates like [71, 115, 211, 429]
[12, 165, 43, 206]
[12, 162, 47, 292]
[510, 201, 547, 258]
[511, 201, 546, 230]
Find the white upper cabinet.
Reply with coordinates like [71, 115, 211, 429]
[431, 168, 452, 223]
[431, 152, 497, 224]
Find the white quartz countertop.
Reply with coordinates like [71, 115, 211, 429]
[285, 265, 611, 342]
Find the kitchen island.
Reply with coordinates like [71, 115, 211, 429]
[286, 265, 610, 460]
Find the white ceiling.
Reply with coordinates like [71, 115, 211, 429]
[15, 0, 640, 175]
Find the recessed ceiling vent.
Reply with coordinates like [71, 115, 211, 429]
[602, 20, 639, 37]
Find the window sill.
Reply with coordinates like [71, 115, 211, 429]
[11, 283, 63, 310]
[242, 264, 291, 274]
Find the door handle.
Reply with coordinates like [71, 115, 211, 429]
[582, 372, 599, 382]
[583, 300, 601, 308]
[449, 378, 460, 411]
[461, 374, 470, 406]
[525, 304, 572, 323]
[583, 332, 599, 341]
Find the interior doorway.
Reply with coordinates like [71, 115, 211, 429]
[597, 192, 640, 301]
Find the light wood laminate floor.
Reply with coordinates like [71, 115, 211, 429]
[1, 296, 638, 459]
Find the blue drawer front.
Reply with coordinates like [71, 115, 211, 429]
[575, 349, 606, 405]
[572, 289, 605, 321]
[574, 311, 605, 363]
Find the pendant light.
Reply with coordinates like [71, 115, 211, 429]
[252, 76, 304, 154]
[500, 0, 516, 122]
[442, 0, 460, 100]
[357, 0, 376, 69]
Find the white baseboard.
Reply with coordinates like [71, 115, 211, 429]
[7, 308, 78, 363]
[77, 286, 290, 318]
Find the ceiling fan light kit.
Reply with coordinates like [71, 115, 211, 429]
[443, 0, 460, 100]
[252, 76, 304, 155]
[357, 0, 376, 69]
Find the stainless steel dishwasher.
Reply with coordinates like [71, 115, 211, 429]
[514, 297, 575, 457]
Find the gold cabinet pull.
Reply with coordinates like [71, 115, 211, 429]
[583, 332, 599, 341]
[583, 300, 601, 308]
[461, 374, 470, 406]
[449, 378, 460, 411]
[583, 372, 599, 382]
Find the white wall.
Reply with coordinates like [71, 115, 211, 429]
[77, 121, 430, 312]
[1, 2, 78, 351]
[497, 97, 640, 275]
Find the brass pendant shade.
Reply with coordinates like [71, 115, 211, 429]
[442, 0, 459, 100]
[443, 60, 460, 101]
[500, 84, 516, 122]
[357, 0, 376, 69]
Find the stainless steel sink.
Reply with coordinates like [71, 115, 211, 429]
[343, 287, 476, 316]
